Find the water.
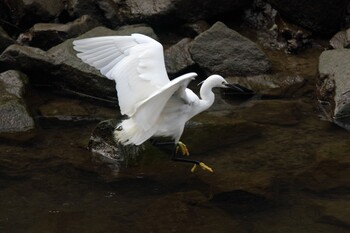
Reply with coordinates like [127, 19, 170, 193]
[1, 44, 350, 233]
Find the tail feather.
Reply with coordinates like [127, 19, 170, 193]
[114, 118, 154, 145]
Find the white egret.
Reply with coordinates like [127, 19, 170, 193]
[73, 33, 244, 173]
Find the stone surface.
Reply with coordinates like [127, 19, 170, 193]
[316, 199, 350, 228]
[0, 70, 35, 140]
[190, 21, 271, 76]
[227, 74, 305, 97]
[317, 49, 350, 130]
[22, 15, 100, 50]
[330, 29, 350, 49]
[164, 38, 195, 77]
[268, 0, 349, 35]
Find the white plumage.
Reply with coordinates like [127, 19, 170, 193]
[73, 33, 240, 147]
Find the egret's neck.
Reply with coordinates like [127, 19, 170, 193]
[199, 81, 215, 111]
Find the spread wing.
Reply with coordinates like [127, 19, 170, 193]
[73, 33, 170, 116]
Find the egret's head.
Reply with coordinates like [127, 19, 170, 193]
[206, 75, 244, 92]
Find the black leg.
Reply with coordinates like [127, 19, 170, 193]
[171, 144, 200, 165]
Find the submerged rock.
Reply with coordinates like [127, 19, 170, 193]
[0, 70, 35, 140]
[296, 140, 350, 192]
[190, 21, 271, 76]
[317, 49, 350, 130]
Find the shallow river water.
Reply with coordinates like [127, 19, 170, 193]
[1, 40, 350, 233]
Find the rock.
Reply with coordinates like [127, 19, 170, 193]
[267, 0, 349, 35]
[88, 119, 142, 180]
[190, 21, 272, 76]
[227, 74, 305, 97]
[20, 15, 100, 50]
[0, 25, 158, 100]
[330, 29, 350, 49]
[116, 0, 252, 25]
[0, 70, 35, 140]
[296, 140, 350, 192]
[235, 100, 303, 126]
[2, 0, 65, 30]
[66, 0, 120, 28]
[0, 26, 15, 53]
[317, 49, 350, 130]
[164, 38, 195, 77]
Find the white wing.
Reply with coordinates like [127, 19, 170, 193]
[73, 33, 170, 116]
[133, 72, 197, 131]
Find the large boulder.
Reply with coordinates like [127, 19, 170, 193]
[0, 70, 35, 140]
[267, 0, 349, 35]
[317, 49, 350, 130]
[190, 22, 272, 76]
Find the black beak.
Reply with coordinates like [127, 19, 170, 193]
[224, 83, 245, 92]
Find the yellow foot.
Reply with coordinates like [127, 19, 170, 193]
[176, 141, 190, 156]
[191, 162, 214, 173]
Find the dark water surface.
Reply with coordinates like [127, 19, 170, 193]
[1, 45, 350, 233]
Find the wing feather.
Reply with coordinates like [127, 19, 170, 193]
[73, 34, 170, 116]
[133, 73, 197, 130]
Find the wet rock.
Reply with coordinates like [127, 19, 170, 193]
[330, 29, 350, 49]
[296, 140, 350, 192]
[235, 100, 303, 126]
[0, 70, 35, 140]
[20, 15, 100, 50]
[227, 74, 305, 98]
[190, 21, 271, 76]
[267, 0, 349, 35]
[164, 38, 195, 77]
[88, 119, 143, 179]
[317, 49, 350, 130]
[0, 26, 16, 53]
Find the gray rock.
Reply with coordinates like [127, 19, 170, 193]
[0, 70, 35, 140]
[330, 29, 350, 49]
[267, 0, 349, 35]
[21, 15, 100, 50]
[190, 22, 271, 76]
[227, 74, 305, 97]
[181, 20, 211, 37]
[116, 0, 252, 25]
[0, 26, 15, 53]
[317, 49, 350, 130]
[164, 38, 195, 77]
